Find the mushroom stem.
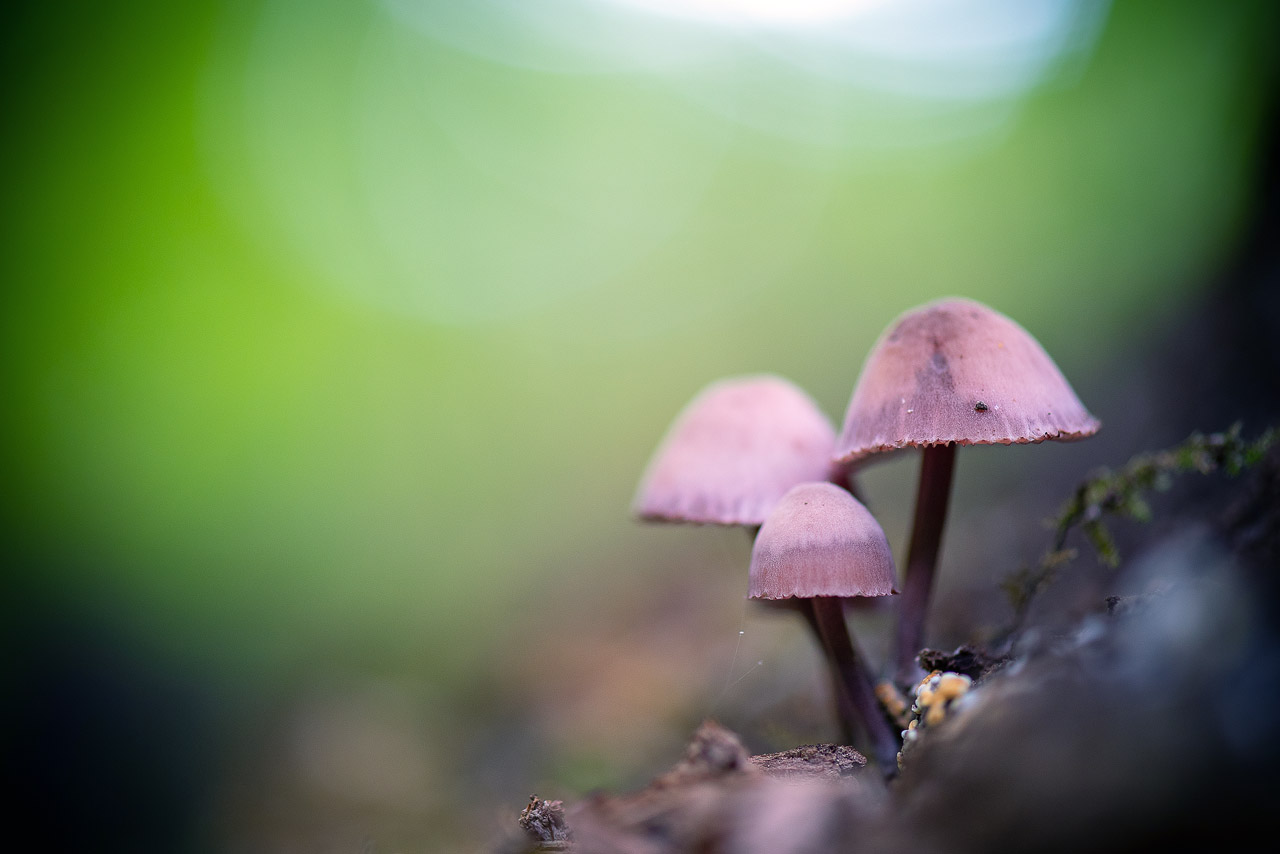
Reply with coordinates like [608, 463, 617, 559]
[797, 600, 857, 745]
[894, 443, 957, 686]
[811, 597, 901, 775]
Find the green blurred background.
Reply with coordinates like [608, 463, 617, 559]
[4, 0, 1277, 850]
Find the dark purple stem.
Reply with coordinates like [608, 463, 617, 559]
[812, 597, 901, 775]
[894, 443, 957, 686]
[797, 600, 857, 745]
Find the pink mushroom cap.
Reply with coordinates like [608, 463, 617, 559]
[835, 297, 1100, 464]
[749, 482, 898, 600]
[634, 375, 837, 526]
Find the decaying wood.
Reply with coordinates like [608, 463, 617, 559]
[518, 795, 571, 845]
[749, 743, 867, 781]
[501, 721, 878, 854]
[915, 645, 1009, 682]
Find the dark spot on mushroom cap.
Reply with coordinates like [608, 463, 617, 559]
[915, 350, 955, 394]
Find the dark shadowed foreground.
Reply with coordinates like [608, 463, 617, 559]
[498, 443, 1280, 853]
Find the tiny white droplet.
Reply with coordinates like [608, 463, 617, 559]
[738, 631, 745, 635]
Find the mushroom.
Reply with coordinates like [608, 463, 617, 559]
[834, 297, 1100, 684]
[634, 375, 840, 526]
[750, 481, 901, 772]
[634, 375, 867, 742]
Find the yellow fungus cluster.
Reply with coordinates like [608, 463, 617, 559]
[897, 670, 974, 768]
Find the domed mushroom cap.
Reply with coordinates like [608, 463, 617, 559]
[835, 298, 1100, 463]
[635, 375, 837, 526]
[749, 482, 897, 600]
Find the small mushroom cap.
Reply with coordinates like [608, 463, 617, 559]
[749, 482, 897, 600]
[635, 375, 837, 526]
[835, 298, 1100, 463]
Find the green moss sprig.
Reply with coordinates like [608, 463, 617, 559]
[999, 424, 1276, 636]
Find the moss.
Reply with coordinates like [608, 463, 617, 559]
[1001, 423, 1277, 631]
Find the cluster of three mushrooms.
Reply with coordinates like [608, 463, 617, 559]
[634, 298, 1099, 768]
